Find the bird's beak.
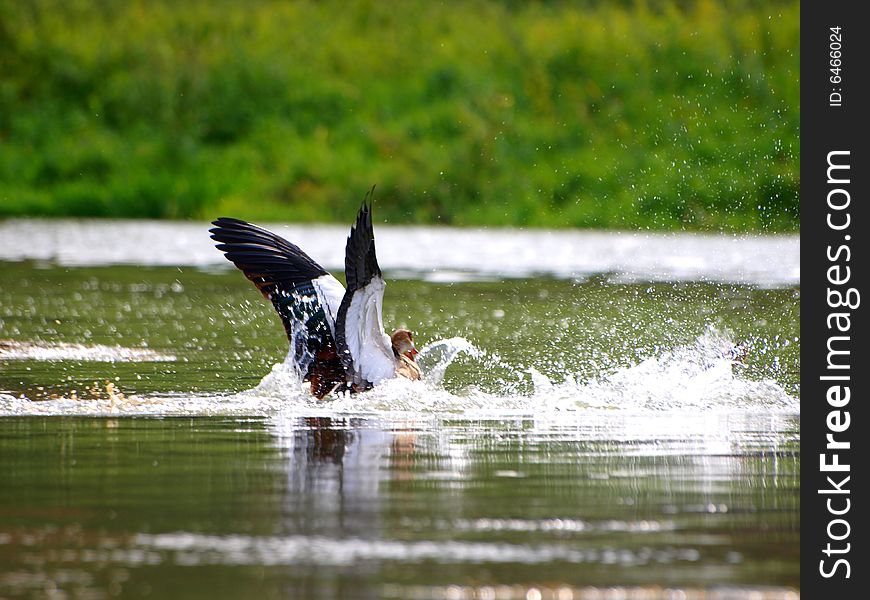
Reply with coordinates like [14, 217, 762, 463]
[407, 347, 419, 360]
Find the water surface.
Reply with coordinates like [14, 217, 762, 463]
[0, 219, 799, 286]
[0, 222, 799, 598]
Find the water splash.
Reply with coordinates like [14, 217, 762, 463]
[246, 328, 796, 414]
[551, 329, 796, 412]
[416, 337, 482, 384]
[1, 330, 795, 417]
[244, 337, 486, 413]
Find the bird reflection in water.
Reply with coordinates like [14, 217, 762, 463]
[281, 416, 421, 536]
[302, 417, 350, 464]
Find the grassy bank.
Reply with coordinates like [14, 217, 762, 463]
[0, 0, 799, 230]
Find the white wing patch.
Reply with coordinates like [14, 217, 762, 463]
[344, 276, 397, 386]
[311, 273, 346, 336]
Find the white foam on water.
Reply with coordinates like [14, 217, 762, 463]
[562, 329, 798, 413]
[0, 340, 176, 362]
[0, 330, 797, 418]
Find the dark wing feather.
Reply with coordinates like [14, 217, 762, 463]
[342, 197, 381, 292]
[210, 217, 346, 396]
[335, 190, 395, 387]
[210, 217, 328, 291]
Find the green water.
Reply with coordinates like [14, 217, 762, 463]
[0, 263, 799, 399]
[1, 263, 800, 598]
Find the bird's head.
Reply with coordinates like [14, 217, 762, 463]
[391, 329, 418, 361]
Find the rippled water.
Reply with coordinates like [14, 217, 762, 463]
[0, 221, 799, 598]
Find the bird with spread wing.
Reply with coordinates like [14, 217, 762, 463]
[209, 192, 421, 398]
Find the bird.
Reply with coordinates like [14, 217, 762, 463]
[209, 191, 421, 399]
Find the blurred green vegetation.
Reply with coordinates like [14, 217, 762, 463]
[0, 0, 798, 230]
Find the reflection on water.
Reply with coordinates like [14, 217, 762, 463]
[0, 413, 799, 598]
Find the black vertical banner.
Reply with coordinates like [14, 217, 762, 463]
[802, 2, 869, 595]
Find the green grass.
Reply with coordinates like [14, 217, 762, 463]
[0, 0, 799, 230]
